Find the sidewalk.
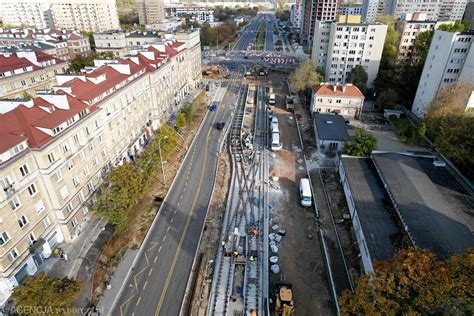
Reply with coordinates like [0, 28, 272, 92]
[39, 215, 107, 279]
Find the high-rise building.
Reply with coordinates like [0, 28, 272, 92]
[138, 0, 166, 25]
[362, 0, 468, 22]
[300, 0, 342, 44]
[311, 16, 387, 87]
[0, 29, 202, 306]
[0, 0, 120, 32]
[290, 2, 303, 31]
[412, 30, 474, 117]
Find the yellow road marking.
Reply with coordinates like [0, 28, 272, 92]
[154, 113, 213, 316]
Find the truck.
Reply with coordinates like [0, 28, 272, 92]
[275, 283, 295, 315]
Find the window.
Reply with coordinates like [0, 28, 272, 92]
[60, 186, 69, 199]
[79, 150, 85, 161]
[83, 206, 89, 216]
[93, 157, 98, 167]
[27, 232, 36, 245]
[18, 215, 28, 228]
[0, 231, 11, 246]
[336, 99, 342, 104]
[73, 135, 80, 146]
[31, 77, 36, 83]
[19, 164, 29, 177]
[88, 143, 94, 151]
[78, 191, 85, 203]
[87, 181, 94, 193]
[71, 217, 78, 228]
[54, 170, 63, 182]
[43, 216, 51, 228]
[47, 152, 56, 164]
[72, 176, 79, 187]
[62, 143, 69, 154]
[8, 248, 19, 262]
[9, 197, 21, 211]
[83, 166, 90, 177]
[66, 203, 73, 213]
[20, 80, 27, 86]
[35, 200, 45, 213]
[27, 183, 37, 196]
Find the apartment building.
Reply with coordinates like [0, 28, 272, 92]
[0, 51, 68, 99]
[290, 2, 303, 31]
[311, 18, 387, 87]
[412, 30, 474, 117]
[139, 0, 166, 25]
[0, 29, 91, 60]
[362, 0, 467, 22]
[340, 5, 363, 15]
[94, 31, 162, 58]
[165, 4, 215, 23]
[300, 0, 343, 44]
[312, 83, 365, 118]
[0, 29, 202, 305]
[0, 0, 120, 32]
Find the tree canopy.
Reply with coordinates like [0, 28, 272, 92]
[200, 22, 238, 48]
[11, 272, 81, 315]
[68, 51, 114, 73]
[289, 60, 323, 96]
[340, 249, 474, 315]
[347, 65, 368, 94]
[343, 128, 377, 156]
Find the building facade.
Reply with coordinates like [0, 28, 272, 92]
[0, 51, 68, 99]
[165, 5, 215, 24]
[312, 83, 365, 118]
[311, 19, 387, 87]
[139, 0, 166, 25]
[396, 14, 438, 63]
[340, 5, 363, 15]
[412, 30, 474, 117]
[0, 29, 202, 305]
[300, 0, 343, 44]
[94, 31, 162, 58]
[0, 0, 120, 32]
[290, 3, 303, 31]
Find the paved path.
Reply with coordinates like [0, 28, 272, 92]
[110, 74, 242, 316]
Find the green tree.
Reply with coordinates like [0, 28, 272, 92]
[340, 249, 474, 315]
[289, 60, 323, 100]
[438, 21, 466, 32]
[376, 88, 401, 109]
[376, 16, 399, 64]
[92, 162, 144, 234]
[11, 272, 81, 315]
[68, 52, 114, 73]
[347, 65, 368, 94]
[175, 112, 187, 129]
[343, 128, 377, 156]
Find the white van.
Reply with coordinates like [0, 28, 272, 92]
[271, 121, 279, 133]
[269, 93, 276, 105]
[271, 116, 278, 124]
[271, 132, 282, 151]
[299, 178, 312, 207]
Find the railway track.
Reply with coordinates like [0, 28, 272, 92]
[208, 82, 268, 316]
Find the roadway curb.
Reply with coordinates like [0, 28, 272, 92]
[107, 87, 216, 315]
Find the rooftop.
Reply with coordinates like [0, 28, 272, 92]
[313, 83, 364, 98]
[0, 42, 56, 53]
[372, 152, 474, 258]
[314, 114, 349, 141]
[341, 156, 399, 261]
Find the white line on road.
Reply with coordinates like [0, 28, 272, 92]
[143, 281, 148, 290]
[158, 246, 162, 253]
[136, 297, 141, 306]
[148, 268, 153, 276]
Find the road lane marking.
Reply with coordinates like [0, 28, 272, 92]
[148, 268, 153, 276]
[174, 209, 178, 215]
[158, 245, 162, 253]
[145, 253, 150, 265]
[177, 200, 181, 207]
[170, 217, 174, 224]
[136, 297, 141, 306]
[154, 256, 158, 263]
[162, 235, 167, 242]
[154, 108, 214, 316]
[167, 225, 171, 232]
[143, 281, 148, 290]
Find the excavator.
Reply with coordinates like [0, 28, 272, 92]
[275, 283, 295, 316]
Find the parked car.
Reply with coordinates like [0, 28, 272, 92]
[209, 103, 217, 111]
[216, 121, 225, 130]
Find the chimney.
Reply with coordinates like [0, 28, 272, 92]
[342, 85, 346, 93]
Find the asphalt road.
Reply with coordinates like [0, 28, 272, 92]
[112, 72, 243, 316]
[265, 16, 276, 52]
[233, 15, 264, 51]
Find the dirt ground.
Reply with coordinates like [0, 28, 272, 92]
[264, 73, 334, 315]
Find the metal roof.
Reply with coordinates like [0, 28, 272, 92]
[314, 113, 349, 141]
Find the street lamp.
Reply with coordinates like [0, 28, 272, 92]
[158, 136, 168, 187]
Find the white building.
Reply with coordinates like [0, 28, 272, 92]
[361, 0, 383, 22]
[139, 0, 166, 25]
[311, 20, 387, 87]
[412, 30, 474, 117]
[312, 83, 365, 119]
[0, 0, 120, 32]
[165, 4, 215, 24]
[290, 3, 302, 31]
[340, 5, 363, 15]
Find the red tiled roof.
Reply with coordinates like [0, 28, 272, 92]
[0, 54, 36, 73]
[313, 83, 364, 98]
